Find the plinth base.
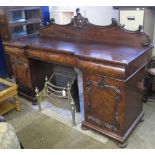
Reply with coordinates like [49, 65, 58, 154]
[82, 111, 144, 147]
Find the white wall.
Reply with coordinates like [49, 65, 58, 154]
[49, 7, 155, 56]
[119, 8, 155, 56]
[143, 9, 155, 56]
[84, 6, 119, 25]
[120, 9, 144, 31]
[49, 6, 119, 26]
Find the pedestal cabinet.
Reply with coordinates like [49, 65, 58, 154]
[82, 66, 145, 144]
[5, 46, 35, 100]
[5, 46, 55, 101]
[11, 55, 32, 90]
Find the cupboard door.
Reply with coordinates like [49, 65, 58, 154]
[11, 55, 32, 89]
[83, 73, 123, 132]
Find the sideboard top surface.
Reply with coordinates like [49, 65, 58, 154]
[3, 8, 153, 67]
[3, 35, 151, 66]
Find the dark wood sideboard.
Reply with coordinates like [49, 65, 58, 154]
[3, 9, 153, 147]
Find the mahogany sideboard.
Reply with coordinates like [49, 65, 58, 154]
[3, 9, 153, 147]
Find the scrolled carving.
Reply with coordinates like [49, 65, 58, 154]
[73, 8, 88, 29]
[143, 35, 151, 46]
[97, 79, 106, 89]
[85, 80, 91, 113]
[87, 115, 115, 130]
[50, 18, 55, 24]
[112, 18, 121, 27]
[113, 86, 121, 130]
[111, 18, 143, 33]
[137, 25, 143, 33]
[76, 8, 81, 16]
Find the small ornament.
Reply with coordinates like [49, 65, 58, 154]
[62, 90, 66, 96]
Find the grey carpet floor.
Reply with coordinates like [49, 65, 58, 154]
[4, 100, 115, 149]
[4, 97, 155, 149]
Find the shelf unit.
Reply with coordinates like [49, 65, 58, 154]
[0, 6, 42, 40]
[0, 7, 43, 78]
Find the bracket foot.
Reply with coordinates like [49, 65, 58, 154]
[117, 141, 127, 148]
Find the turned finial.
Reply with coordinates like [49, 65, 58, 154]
[76, 8, 81, 15]
[137, 25, 143, 33]
[45, 76, 48, 82]
[67, 82, 70, 89]
[50, 18, 55, 24]
[35, 87, 39, 95]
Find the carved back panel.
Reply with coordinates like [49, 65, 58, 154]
[40, 8, 151, 48]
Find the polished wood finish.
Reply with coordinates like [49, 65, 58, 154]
[3, 9, 153, 146]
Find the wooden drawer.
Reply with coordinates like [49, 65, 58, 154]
[11, 55, 32, 90]
[5, 46, 24, 56]
[78, 60, 125, 80]
[27, 49, 77, 67]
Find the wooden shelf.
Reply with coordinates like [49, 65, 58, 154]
[0, 6, 42, 40]
[9, 18, 26, 24]
[7, 6, 41, 12]
[9, 19, 41, 27]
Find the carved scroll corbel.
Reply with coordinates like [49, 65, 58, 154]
[50, 18, 55, 24]
[112, 18, 121, 27]
[143, 35, 151, 46]
[137, 25, 143, 33]
[85, 80, 91, 113]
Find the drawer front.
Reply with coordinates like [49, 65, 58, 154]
[27, 49, 77, 67]
[83, 73, 125, 133]
[5, 46, 24, 56]
[11, 55, 32, 89]
[78, 60, 125, 80]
